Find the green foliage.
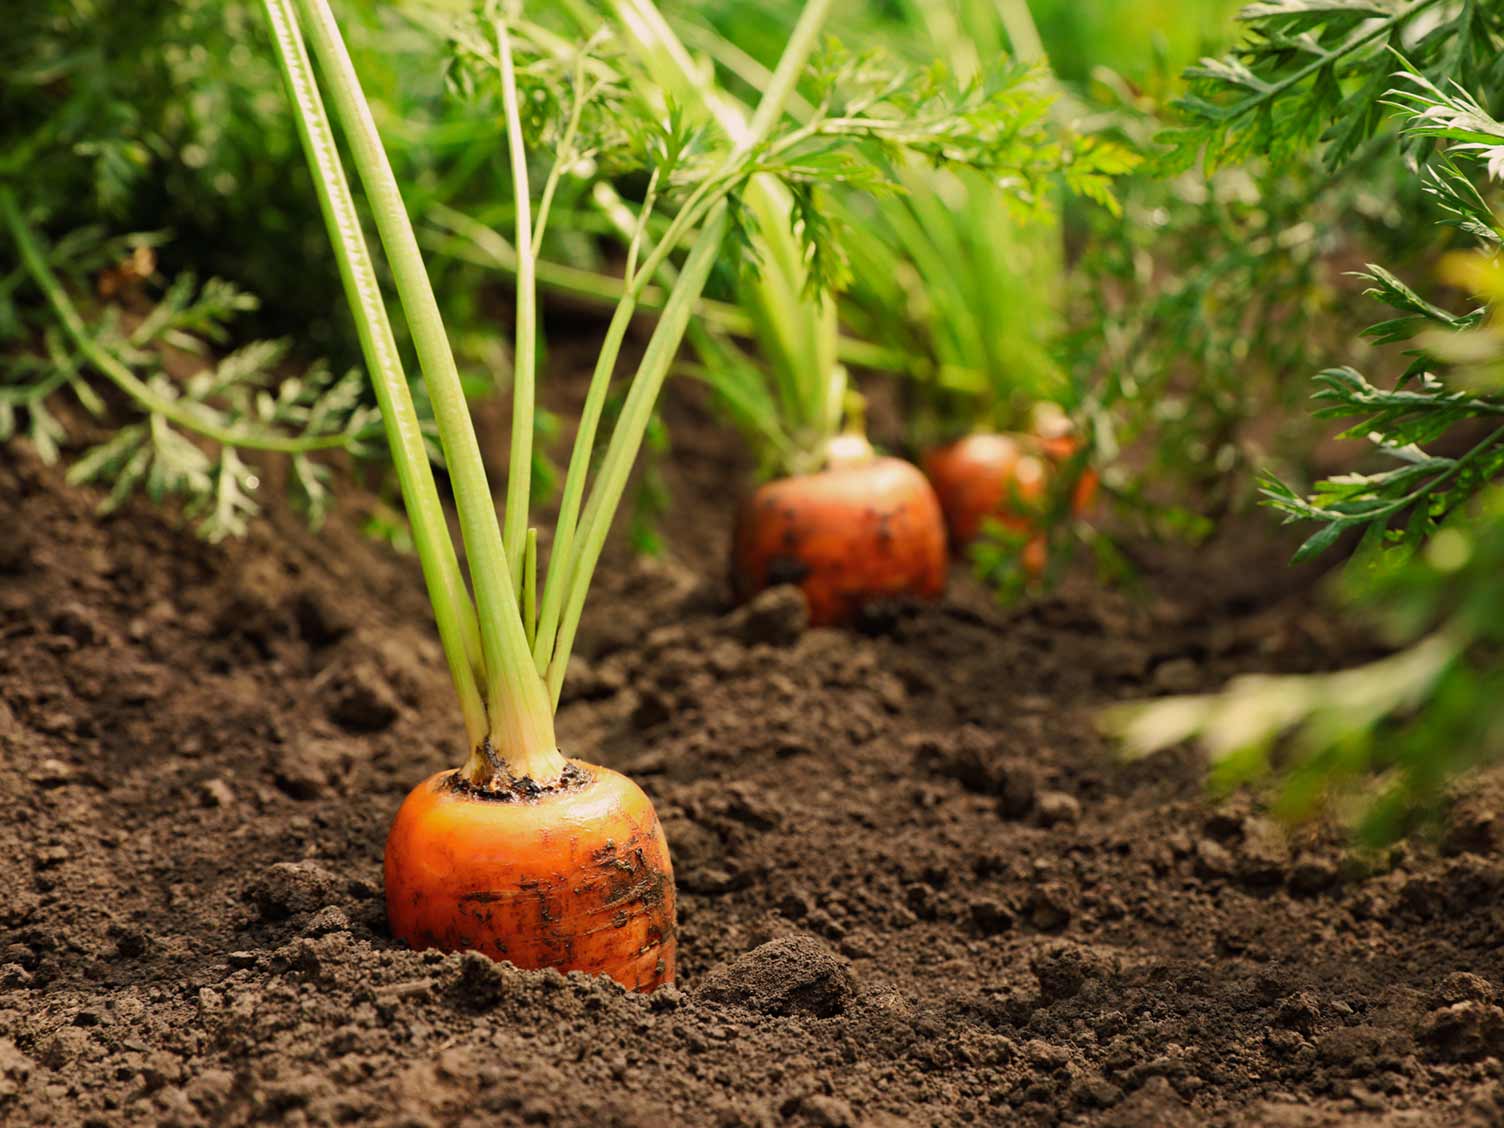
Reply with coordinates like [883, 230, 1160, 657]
[1071, 90, 1375, 527]
[0, 209, 378, 541]
[1, 0, 538, 373]
[553, 1, 1135, 479]
[3, 2, 336, 344]
[1, 1, 592, 540]
[1162, 0, 1504, 173]
[1259, 80, 1504, 563]
[1114, 24, 1504, 833]
[1026, 0, 1243, 86]
[743, 47, 1137, 312]
[662, 0, 1243, 90]
[725, 47, 1120, 294]
[1108, 483, 1504, 841]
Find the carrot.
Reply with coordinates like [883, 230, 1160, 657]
[923, 413, 1098, 576]
[732, 436, 948, 626]
[1033, 404, 1099, 516]
[385, 764, 675, 991]
[922, 432, 1049, 549]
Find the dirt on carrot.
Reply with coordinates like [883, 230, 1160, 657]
[5, 373, 1504, 1127]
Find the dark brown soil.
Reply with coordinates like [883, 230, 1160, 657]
[5, 377, 1504, 1127]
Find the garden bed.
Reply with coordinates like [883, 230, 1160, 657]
[3, 381, 1504, 1127]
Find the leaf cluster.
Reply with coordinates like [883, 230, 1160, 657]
[1, 2, 346, 342]
[1114, 30, 1504, 836]
[1, 219, 379, 541]
[1072, 90, 1381, 522]
[1261, 77, 1504, 564]
[1161, 0, 1504, 173]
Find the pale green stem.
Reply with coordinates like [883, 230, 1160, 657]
[529, 305, 634, 676]
[256, 0, 488, 750]
[598, 176, 836, 451]
[497, 18, 535, 600]
[903, 1, 978, 80]
[610, 0, 842, 461]
[531, 48, 590, 249]
[994, 0, 1046, 65]
[746, 182, 838, 440]
[293, 0, 561, 782]
[739, 0, 832, 153]
[622, 169, 661, 286]
[426, 201, 750, 335]
[524, 527, 538, 649]
[590, 183, 807, 460]
[547, 204, 729, 705]
[675, 20, 818, 120]
[530, 174, 733, 676]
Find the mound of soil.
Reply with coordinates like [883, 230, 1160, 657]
[4, 387, 1504, 1127]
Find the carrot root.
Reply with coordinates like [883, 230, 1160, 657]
[385, 764, 676, 992]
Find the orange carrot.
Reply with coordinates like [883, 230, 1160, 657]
[922, 433, 1049, 550]
[1033, 406, 1099, 516]
[732, 440, 947, 626]
[385, 763, 675, 992]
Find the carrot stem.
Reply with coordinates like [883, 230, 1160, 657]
[606, 0, 843, 468]
[546, 203, 730, 705]
[287, 0, 562, 783]
[258, 0, 488, 751]
[529, 175, 733, 679]
[268, 0, 833, 747]
[496, 17, 535, 603]
[995, 0, 1047, 65]
[524, 527, 539, 650]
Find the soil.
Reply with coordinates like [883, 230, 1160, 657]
[5, 370, 1504, 1128]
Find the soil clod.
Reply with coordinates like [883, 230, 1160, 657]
[323, 662, 401, 731]
[1419, 1001, 1504, 1062]
[721, 585, 810, 647]
[697, 935, 856, 1017]
[247, 861, 343, 921]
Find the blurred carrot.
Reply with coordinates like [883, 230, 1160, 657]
[923, 433, 1048, 551]
[733, 436, 947, 626]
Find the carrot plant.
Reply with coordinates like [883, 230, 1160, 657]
[1108, 1, 1504, 838]
[610, 0, 1137, 605]
[261, 0, 1075, 983]
[420, 0, 1118, 623]
[538, 0, 1135, 620]
[826, 1, 1132, 594]
[595, 0, 1087, 471]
